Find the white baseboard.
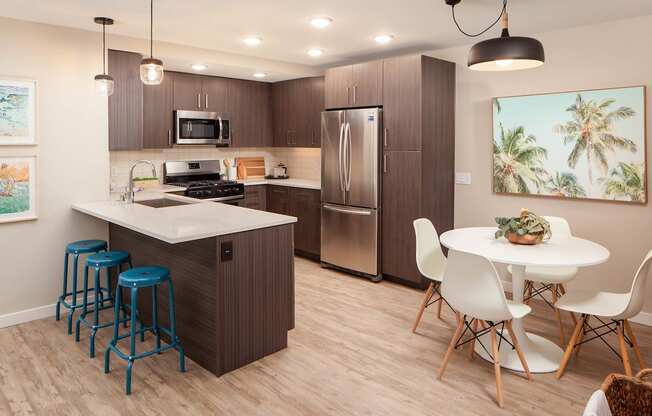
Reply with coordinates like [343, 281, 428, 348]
[500, 280, 652, 327]
[0, 295, 98, 329]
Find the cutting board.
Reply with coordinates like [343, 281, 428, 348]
[236, 157, 266, 179]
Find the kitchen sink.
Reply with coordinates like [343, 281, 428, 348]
[135, 198, 193, 208]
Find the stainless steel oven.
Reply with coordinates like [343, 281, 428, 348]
[174, 110, 231, 146]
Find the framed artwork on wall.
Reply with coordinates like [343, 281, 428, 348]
[0, 78, 37, 145]
[0, 155, 37, 223]
[493, 86, 647, 204]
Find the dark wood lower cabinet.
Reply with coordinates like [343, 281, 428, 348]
[109, 223, 294, 377]
[266, 185, 321, 259]
[243, 185, 267, 211]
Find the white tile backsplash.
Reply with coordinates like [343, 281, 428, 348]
[109, 147, 321, 192]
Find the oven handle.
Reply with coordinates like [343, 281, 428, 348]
[217, 116, 223, 140]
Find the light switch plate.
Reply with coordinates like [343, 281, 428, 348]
[455, 172, 472, 185]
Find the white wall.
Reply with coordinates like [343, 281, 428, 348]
[429, 15, 652, 318]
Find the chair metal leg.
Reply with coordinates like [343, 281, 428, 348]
[75, 265, 90, 343]
[437, 312, 464, 380]
[57, 252, 69, 321]
[105, 285, 121, 375]
[617, 321, 633, 376]
[153, 285, 161, 353]
[412, 282, 434, 333]
[490, 325, 504, 408]
[67, 254, 80, 335]
[126, 361, 134, 395]
[552, 284, 565, 346]
[507, 320, 531, 381]
[624, 320, 647, 370]
[556, 314, 587, 379]
[89, 266, 101, 358]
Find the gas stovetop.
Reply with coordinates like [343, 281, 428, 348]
[163, 160, 245, 201]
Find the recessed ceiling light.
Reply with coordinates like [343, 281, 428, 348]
[191, 63, 207, 71]
[310, 17, 333, 29]
[307, 48, 324, 57]
[242, 36, 262, 46]
[374, 34, 394, 45]
[253, 72, 267, 78]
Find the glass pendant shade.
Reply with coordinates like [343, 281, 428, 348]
[140, 57, 164, 85]
[94, 74, 114, 96]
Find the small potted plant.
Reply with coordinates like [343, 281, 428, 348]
[495, 209, 552, 245]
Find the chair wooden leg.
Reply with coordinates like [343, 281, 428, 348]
[552, 284, 565, 346]
[436, 283, 444, 320]
[624, 320, 647, 370]
[575, 315, 588, 358]
[468, 319, 478, 360]
[506, 320, 531, 381]
[437, 313, 464, 380]
[617, 321, 633, 376]
[556, 314, 587, 380]
[412, 282, 434, 333]
[490, 325, 504, 408]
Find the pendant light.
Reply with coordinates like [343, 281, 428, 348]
[94, 17, 114, 96]
[445, 0, 544, 71]
[140, 0, 164, 85]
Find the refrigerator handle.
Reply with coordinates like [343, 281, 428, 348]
[323, 204, 372, 216]
[345, 122, 352, 191]
[338, 122, 346, 193]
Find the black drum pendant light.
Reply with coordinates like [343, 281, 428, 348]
[140, 0, 164, 85]
[94, 17, 114, 96]
[445, 0, 544, 71]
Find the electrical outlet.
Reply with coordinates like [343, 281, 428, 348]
[455, 172, 472, 185]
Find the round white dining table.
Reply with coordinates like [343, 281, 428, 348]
[439, 227, 610, 373]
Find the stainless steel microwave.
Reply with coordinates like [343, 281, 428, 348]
[174, 110, 231, 146]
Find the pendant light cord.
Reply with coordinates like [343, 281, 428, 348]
[451, 0, 507, 38]
[150, 0, 154, 58]
[102, 21, 106, 74]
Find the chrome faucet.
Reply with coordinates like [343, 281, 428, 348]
[126, 160, 157, 203]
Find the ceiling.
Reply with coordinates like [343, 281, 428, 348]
[1, 0, 652, 68]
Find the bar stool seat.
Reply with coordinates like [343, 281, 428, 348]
[119, 266, 170, 288]
[87, 251, 130, 268]
[66, 240, 108, 254]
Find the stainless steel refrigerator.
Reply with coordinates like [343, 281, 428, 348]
[320, 107, 382, 281]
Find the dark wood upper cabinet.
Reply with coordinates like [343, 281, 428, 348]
[324, 61, 382, 109]
[324, 66, 352, 109]
[383, 55, 421, 151]
[172, 72, 203, 111]
[203, 76, 228, 112]
[108, 49, 143, 150]
[143, 71, 174, 149]
[271, 77, 323, 148]
[227, 79, 272, 147]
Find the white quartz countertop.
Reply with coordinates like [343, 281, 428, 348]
[239, 178, 321, 190]
[72, 193, 297, 244]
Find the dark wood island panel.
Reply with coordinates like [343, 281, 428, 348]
[109, 223, 295, 376]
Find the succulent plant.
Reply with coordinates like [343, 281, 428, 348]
[495, 209, 551, 240]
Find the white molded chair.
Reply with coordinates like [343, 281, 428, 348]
[508, 216, 578, 345]
[438, 249, 532, 408]
[556, 249, 652, 379]
[412, 219, 449, 332]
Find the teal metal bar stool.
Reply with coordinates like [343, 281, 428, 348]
[56, 239, 108, 335]
[75, 250, 134, 358]
[104, 266, 185, 395]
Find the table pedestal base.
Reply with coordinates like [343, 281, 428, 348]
[474, 330, 563, 373]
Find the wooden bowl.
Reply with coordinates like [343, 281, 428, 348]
[506, 231, 544, 245]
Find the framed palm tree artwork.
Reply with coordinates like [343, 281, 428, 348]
[492, 86, 647, 204]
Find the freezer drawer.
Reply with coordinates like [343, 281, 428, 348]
[321, 203, 378, 276]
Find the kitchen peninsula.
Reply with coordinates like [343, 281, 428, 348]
[72, 196, 296, 376]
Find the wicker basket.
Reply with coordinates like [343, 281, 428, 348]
[601, 369, 652, 415]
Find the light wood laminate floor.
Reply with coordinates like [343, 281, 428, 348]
[0, 257, 649, 415]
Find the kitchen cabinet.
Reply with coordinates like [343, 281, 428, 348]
[108, 49, 143, 150]
[289, 188, 321, 257]
[324, 61, 382, 109]
[266, 185, 321, 258]
[243, 185, 267, 211]
[379, 55, 455, 288]
[272, 77, 324, 148]
[203, 76, 228, 112]
[227, 79, 272, 147]
[172, 72, 203, 111]
[143, 71, 174, 148]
